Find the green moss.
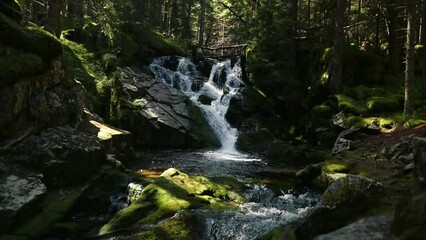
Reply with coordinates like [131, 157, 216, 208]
[100, 169, 245, 235]
[352, 85, 385, 100]
[366, 96, 401, 112]
[324, 162, 349, 173]
[312, 104, 332, 118]
[336, 94, 365, 115]
[0, 14, 61, 62]
[61, 38, 105, 92]
[13, 187, 85, 239]
[0, 51, 44, 86]
[131, 213, 202, 240]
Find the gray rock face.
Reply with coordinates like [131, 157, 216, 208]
[314, 216, 395, 240]
[296, 175, 385, 240]
[113, 68, 219, 148]
[0, 59, 84, 146]
[0, 174, 47, 233]
[1, 126, 105, 188]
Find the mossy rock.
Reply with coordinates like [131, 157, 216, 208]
[392, 192, 426, 239]
[236, 128, 274, 152]
[312, 104, 332, 118]
[352, 85, 385, 100]
[366, 96, 402, 113]
[0, 51, 45, 86]
[99, 168, 245, 235]
[296, 175, 385, 239]
[336, 94, 365, 115]
[0, 14, 62, 61]
[13, 187, 85, 239]
[129, 213, 203, 240]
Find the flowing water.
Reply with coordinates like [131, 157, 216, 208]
[63, 56, 319, 240]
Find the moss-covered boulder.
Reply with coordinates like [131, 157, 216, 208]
[99, 168, 245, 235]
[0, 14, 62, 63]
[392, 192, 426, 239]
[295, 175, 385, 239]
[366, 96, 402, 113]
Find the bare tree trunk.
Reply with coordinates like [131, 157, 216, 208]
[404, 0, 417, 115]
[386, 0, 401, 76]
[47, 0, 62, 37]
[331, 0, 346, 94]
[198, 0, 206, 47]
[422, 0, 426, 99]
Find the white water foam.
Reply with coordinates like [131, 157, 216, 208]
[149, 56, 249, 157]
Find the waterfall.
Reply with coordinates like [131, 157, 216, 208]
[149, 56, 244, 153]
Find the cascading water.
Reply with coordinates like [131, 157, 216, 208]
[149, 56, 244, 154]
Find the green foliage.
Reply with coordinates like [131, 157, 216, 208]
[312, 104, 332, 118]
[366, 96, 402, 113]
[336, 94, 365, 115]
[0, 15, 62, 61]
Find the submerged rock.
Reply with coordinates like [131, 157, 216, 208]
[296, 175, 385, 240]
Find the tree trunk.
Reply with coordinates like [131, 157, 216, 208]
[68, 0, 84, 34]
[331, 0, 346, 94]
[198, 0, 205, 47]
[47, 0, 62, 37]
[404, 0, 417, 115]
[422, 0, 426, 99]
[386, 0, 401, 76]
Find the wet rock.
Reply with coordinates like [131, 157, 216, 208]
[112, 68, 219, 148]
[2, 126, 105, 188]
[296, 163, 324, 181]
[0, 174, 47, 233]
[127, 182, 144, 204]
[296, 175, 385, 240]
[314, 216, 395, 240]
[392, 192, 426, 239]
[198, 94, 215, 105]
[99, 168, 245, 235]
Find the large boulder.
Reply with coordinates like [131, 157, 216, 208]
[392, 192, 426, 239]
[99, 168, 245, 235]
[1, 126, 105, 188]
[0, 172, 47, 233]
[296, 175, 385, 239]
[314, 216, 395, 240]
[0, 15, 84, 146]
[111, 68, 219, 148]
